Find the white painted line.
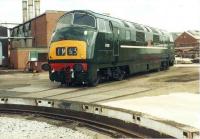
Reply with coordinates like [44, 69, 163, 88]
[120, 45, 167, 49]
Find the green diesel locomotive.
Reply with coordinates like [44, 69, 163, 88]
[47, 10, 174, 86]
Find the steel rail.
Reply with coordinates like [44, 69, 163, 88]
[0, 104, 144, 138]
[0, 104, 147, 138]
[0, 109, 128, 138]
[0, 97, 199, 139]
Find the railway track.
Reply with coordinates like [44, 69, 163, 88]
[15, 76, 127, 98]
[90, 88, 153, 103]
[1, 97, 196, 138]
[0, 109, 129, 138]
[0, 97, 199, 138]
[0, 69, 178, 101]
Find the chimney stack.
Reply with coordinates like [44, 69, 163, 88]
[34, 0, 40, 17]
[28, 0, 34, 20]
[22, 0, 40, 22]
[22, 0, 28, 22]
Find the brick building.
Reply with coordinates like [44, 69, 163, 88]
[0, 26, 8, 66]
[175, 30, 200, 58]
[10, 10, 65, 69]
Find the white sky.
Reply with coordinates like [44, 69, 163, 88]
[0, 0, 199, 32]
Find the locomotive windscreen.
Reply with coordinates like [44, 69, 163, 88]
[56, 12, 96, 30]
[56, 13, 73, 30]
[73, 13, 96, 28]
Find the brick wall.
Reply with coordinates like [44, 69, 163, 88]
[10, 49, 29, 69]
[31, 11, 64, 48]
[46, 12, 65, 45]
[175, 32, 199, 47]
[31, 14, 47, 48]
[9, 11, 65, 69]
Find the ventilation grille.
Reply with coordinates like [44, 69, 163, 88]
[136, 31, 145, 42]
[153, 35, 160, 43]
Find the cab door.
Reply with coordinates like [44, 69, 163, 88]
[112, 27, 120, 64]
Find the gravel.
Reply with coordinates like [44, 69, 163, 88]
[0, 116, 93, 139]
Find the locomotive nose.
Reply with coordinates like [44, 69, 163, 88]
[49, 40, 87, 60]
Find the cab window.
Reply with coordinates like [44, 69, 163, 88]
[56, 13, 73, 30]
[73, 13, 96, 28]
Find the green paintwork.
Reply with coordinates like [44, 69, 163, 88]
[50, 10, 175, 84]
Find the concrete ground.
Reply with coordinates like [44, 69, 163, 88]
[0, 64, 199, 101]
[0, 64, 199, 129]
[101, 93, 200, 129]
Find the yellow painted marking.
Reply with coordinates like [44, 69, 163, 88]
[49, 40, 87, 60]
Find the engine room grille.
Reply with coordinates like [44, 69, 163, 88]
[136, 31, 145, 42]
[153, 35, 160, 43]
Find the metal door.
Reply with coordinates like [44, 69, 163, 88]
[0, 42, 2, 65]
[113, 27, 120, 56]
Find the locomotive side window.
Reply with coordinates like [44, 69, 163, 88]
[125, 30, 131, 40]
[98, 19, 111, 33]
[56, 13, 73, 30]
[73, 13, 96, 28]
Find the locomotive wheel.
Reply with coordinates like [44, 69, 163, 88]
[115, 70, 125, 81]
[113, 68, 126, 81]
[164, 61, 169, 70]
[161, 61, 169, 70]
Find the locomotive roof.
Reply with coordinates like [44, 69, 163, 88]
[67, 10, 169, 36]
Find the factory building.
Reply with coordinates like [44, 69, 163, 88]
[0, 26, 8, 66]
[175, 30, 200, 58]
[10, 10, 65, 70]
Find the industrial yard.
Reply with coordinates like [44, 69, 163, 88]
[0, 64, 199, 101]
[0, 64, 199, 138]
[0, 64, 199, 103]
[0, 0, 200, 138]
